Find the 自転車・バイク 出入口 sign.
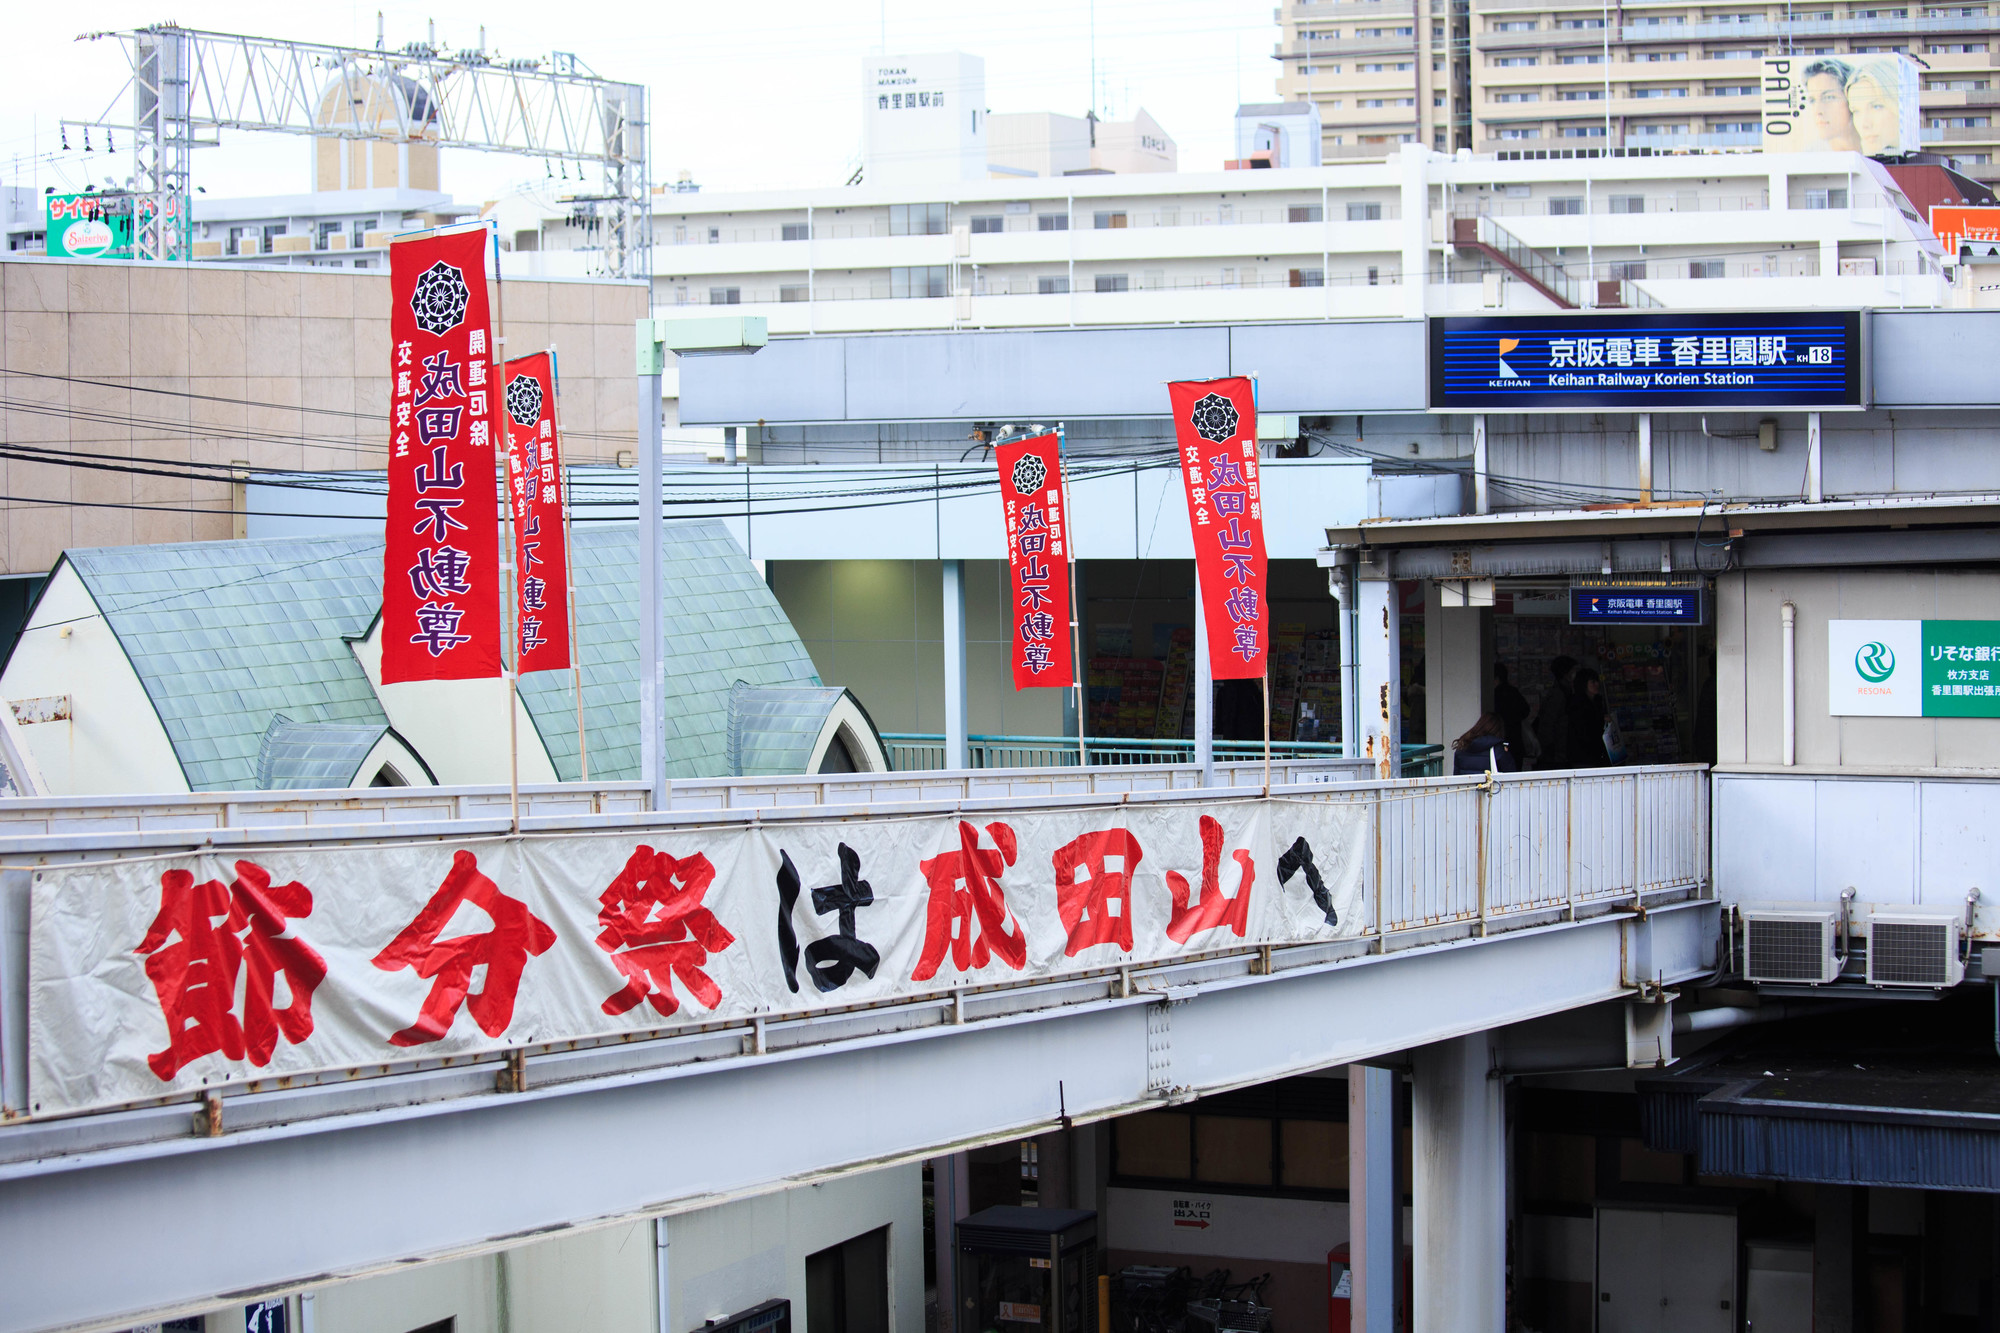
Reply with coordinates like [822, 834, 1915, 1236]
[1430, 311, 1864, 411]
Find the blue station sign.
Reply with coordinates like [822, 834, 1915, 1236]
[1570, 586, 1707, 626]
[1430, 311, 1864, 411]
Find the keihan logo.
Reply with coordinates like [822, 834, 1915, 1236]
[1855, 641, 1896, 683]
[1497, 337, 1521, 378]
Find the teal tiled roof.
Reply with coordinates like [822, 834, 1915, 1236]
[61, 520, 819, 789]
[255, 713, 392, 789]
[726, 682, 852, 777]
[66, 535, 388, 791]
[516, 522, 822, 781]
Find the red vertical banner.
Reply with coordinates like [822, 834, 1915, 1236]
[500, 351, 572, 673]
[1168, 377, 1268, 680]
[995, 432, 1075, 690]
[382, 229, 503, 683]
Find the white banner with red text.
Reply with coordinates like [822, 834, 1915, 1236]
[29, 797, 1365, 1115]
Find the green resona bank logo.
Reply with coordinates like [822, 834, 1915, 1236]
[1856, 641, 1897, 683]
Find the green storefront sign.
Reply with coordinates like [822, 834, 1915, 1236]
[1918, 620, 2000, 717]
[44, 193, 138, 260]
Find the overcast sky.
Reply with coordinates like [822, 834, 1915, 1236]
[0, 0, 1283, 204]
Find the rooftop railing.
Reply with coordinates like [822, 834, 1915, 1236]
[881, 733, 1447, 776]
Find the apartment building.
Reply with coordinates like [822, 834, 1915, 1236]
[491, 149, 1948, 336]
[1277, 0, 2000, 184]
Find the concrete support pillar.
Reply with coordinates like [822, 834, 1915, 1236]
[1413, 1032, 1505, 1333]
[943, 560, 969, 770]
[1195, 580, 1215, 786]
[1348, 1065, 1399, 1333]
[1807, 411, 1824, 504]
[933, 1152, 971, 1331]
[1357, 572, 1401, 777]
[1637, 413, 1653, 505]
[1814, 1185, 1866, 1333]
[1425, 584, 1487, 760]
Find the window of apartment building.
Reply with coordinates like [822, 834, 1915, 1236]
[888, 203, 948, 236]
[227, 225, 252, 255]
[317, 221, 341, 248]
[1708, 84, 1757, 95]
[1037, 213, 1070, 231]
[1435, 94, 1448, 105]
[1559, 89, 1607, 100]
[1963, 152, 1994, 163]
[1929, 77, 1993, 89]
[1634, 86, 1691, 97]
[709, 287, 742, 305]
[1926, 6, 1986, 14]
[1855, 7, 1909, 16]
[708, 226, 720, 242]
[262, 223, 287, 247]
[1367, 266, 1381, 285]
[1359, 97, 1415, 106]
[1549, 196, 1584, 214]
[1711, 12, 1764, 22]
[1689, 260, 1725, 278]
[1348, 201, 1385, 220]
[1493, 55, 1539, 65]
[1492, 19, 1538, 29]
[780, 284, 809, 302]
[1634, 50, 1689, 59]
[1432, 27, 1447, 39]
[1561, 125, 1610, 136]
[1395, 26, 1415, 34]
[1494, 91, 1541, 101]
[1930, 42, 1990, 52]
[782, 223, 812, 241]
[1805, 187, 1851, 208]
[1358, 61, 1414, 70]
[1930, 114, 1994, 126]
[1609, 194, 1646, 212]
[1712, 120, 1760, 132]
[1556, 16, 1607, 27]
[1557, 52, 1606, 63]
[1037, 275, 1070, 294]
[1094, 274, 1130, 292]
[1707, 47, 1767, 56]
[1850, 44, 1904, 51]
[1632, 14, 1686, 23]
[1290, 268, 1325, 287]
[1608, 261, 1647, 280]
[969, 215, 1004, 234]
[1094, 211, 1129, 229]
[351, 220, 370, 248]
[1289, 204, 1324, 222]
[1632, 123, 1691, 135]
[890, 265, 949, 298]
[1499, 128, 1544, 138]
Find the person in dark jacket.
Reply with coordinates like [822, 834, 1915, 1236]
[1532, 655, 1577, 769]
[1451, 713, 1521, 775]
[1566, 667, 1611, 767]
[1492, 663, 1530, 757]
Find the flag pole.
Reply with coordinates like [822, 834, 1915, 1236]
[1057, 423, 1087, 768]
[492, 226, 519, 833]
[1262, 667, 1272, 795]
[551, 344, 587, 784]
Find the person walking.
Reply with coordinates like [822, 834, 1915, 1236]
[1452, 713, 1521, 775]
[1532, 655, 1576, 769]
[1567, 667, 1611, 768]
[1492, 663, 1530, 758]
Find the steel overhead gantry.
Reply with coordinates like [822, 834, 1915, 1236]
[67, 24, 650, 279]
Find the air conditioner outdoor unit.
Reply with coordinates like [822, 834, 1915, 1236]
[1741, 908, 1840, 984]
[1866, 912, 1964, 988]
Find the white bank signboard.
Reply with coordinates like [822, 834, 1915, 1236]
[1828, 618, 2000, 718]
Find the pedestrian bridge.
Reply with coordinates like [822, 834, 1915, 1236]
[0, 763, 1715, 1333]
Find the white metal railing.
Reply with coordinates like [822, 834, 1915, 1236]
[653, 208, 1406, 246]
[0, 764, 1709, 1134]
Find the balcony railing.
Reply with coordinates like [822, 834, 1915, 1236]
[882, 733, 1447, 776]
[652, 206, 1404, 246]
[670, 269, 1406, 306]
[1620, 12, 2000, 40]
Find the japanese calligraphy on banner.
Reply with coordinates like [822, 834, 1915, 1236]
[501, 352, 571, 673]
[382, 228, 503, 684]
[995, 432, 1074, 689]
[1169, 378, 1269, 680]
[28, 796, 1366, 1115]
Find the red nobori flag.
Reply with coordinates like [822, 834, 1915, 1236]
[501, 351, 571, 673]
[1169, 377, 1268, 680]
[996, 432, 1074, 689]
[381, 228, 503, 683]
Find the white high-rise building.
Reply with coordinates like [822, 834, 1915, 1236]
[862, 53, 988, 189]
